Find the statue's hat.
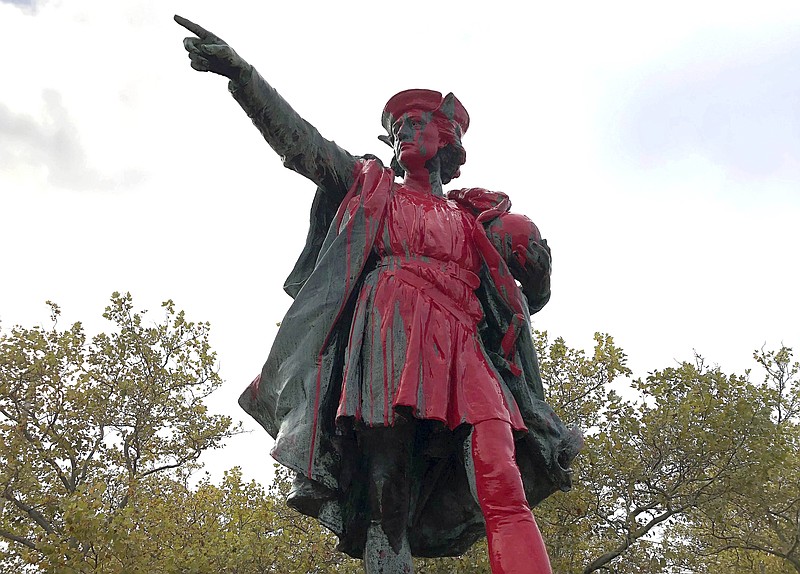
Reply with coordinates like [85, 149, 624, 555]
[381, 89, 470, 137]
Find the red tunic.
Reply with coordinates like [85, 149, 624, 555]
[336, 184, 526, 430]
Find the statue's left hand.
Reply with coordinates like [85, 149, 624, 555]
[175, 15, 249, 83]
[508, 240, 551, 304]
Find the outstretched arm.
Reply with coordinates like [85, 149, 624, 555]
[175, 15, 358, 197]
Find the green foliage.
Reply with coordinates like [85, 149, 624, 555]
[0, 293, 238, 572]
[533, 332, 632, 573]
[535, 336, 800, 574]
[675, 346, 800, 573]
[2, 297, 799, 573]
[123, 466, 362, 574]
[536, 331, 631, 431]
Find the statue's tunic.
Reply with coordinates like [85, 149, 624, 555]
[239, 160, 581, 557]
[337, 185, 526, 431]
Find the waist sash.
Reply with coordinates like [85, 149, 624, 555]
[375, 256, 482, 326]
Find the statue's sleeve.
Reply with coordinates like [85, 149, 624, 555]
[228, 67, 358, 202]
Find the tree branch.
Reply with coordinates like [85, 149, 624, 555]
[2, 490, 60, 536]
[0, 527, 38, 551]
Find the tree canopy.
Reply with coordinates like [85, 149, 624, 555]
[1, 295, 797, 573]
[0, 293, 237, 572]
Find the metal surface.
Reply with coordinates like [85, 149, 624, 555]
[177, 16, 582, 572]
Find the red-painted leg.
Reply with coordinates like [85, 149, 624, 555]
[471, 419, 553, 574]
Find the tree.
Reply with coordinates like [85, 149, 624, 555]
[531, 331, 633, 574]
[583, 358, 774, 573]
[0, 293, 238, 572]
[123, 465, 363, 574]
[676, 346, 800, 573]
[3, 296, 798, 574]
[534, 334, 798, 574]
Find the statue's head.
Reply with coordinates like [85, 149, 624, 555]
[380, 89, 469, 183]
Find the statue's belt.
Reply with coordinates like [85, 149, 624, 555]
[374, 256, 482, 326]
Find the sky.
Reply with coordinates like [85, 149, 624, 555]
[1, 0, 799, 484]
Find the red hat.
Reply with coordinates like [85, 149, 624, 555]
[381, 89, 470, 137]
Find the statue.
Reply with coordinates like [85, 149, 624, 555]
[176, 15, 582, 574]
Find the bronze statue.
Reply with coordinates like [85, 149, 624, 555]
[176, 15, 581, 574]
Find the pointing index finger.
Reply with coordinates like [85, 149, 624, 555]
[174, 15, 216, 40]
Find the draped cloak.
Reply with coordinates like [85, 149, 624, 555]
[238, 159, 582, 558]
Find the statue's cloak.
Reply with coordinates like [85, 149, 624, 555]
[239, 159, 581, 557]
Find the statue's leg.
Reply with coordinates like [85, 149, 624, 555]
[470, 419, 552, 574]
[357, 423, 414, 574]
[364, 522, 412, 574]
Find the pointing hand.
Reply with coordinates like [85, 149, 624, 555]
[175, 15, 248, 83]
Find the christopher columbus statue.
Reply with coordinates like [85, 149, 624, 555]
[177, 15, 582, 574]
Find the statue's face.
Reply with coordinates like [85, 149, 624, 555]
[392, 111, 441, 171]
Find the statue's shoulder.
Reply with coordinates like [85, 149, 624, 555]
[446, 187, 510, 216]
[347, 154, 393, 182]
[359, 154, 385, 166]
[354, 154, 388, 174]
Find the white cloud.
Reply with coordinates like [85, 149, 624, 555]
[606, 33, 800, 184]
[0, 89, 145, 190]
[0, 0, 42, 14]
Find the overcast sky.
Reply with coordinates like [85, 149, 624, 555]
[2, 0, 799, 483]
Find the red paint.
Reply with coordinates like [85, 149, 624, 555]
[307, 164, 396, 478]
[450, 188, 532, 368]
[383, 330, 390, 425]
[369, 301, 376, 424]
[235, 72, 562, 564]
[382, 89, 469, 136]
[381, 89, 469, 193]
[393, 113, 440, 169]
[472, 420, 553, 574]
[336, 184, 528, 430]
[249, 374, 261, 400]
[266, 159, 548, 480]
